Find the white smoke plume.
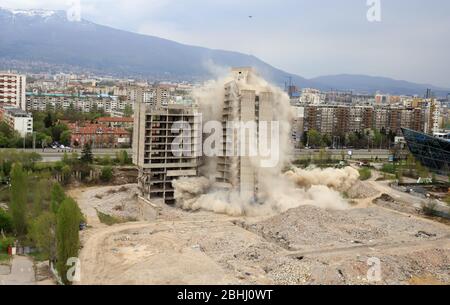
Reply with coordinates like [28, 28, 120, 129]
[284, 167, 360, 192]
[173, 167, 358, 217]
[173, 67, 360, 217]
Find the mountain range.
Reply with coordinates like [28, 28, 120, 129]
[0, 7, 448, 96]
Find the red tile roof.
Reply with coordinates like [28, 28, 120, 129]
[69, 123, 130, 135]
[97, 117, 134, 123]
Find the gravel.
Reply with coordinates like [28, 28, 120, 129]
[86, 185, 140, 220]
[347, 181, 379, 199]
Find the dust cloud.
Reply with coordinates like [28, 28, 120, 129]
[173, 67, 360, 216]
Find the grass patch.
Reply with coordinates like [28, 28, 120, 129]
[96, 210, 136, 226]
[376, 173, 397, 181]
[29, 251, 49, 262]
[381, 163, 396, 174]
[358, 168, 372, 181]
[0, 253, 10, 264]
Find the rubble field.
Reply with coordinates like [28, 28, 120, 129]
[68, 184, 140, 225]
[73, 184, 450, 285]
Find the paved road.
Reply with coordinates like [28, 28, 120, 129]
[0, 256, 35, 285]
[20, 148, 133, 162]
[23, 148, 391, 162]
[294, 149, 392, 160]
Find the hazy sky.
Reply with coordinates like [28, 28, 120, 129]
[1, 0, 449, 87]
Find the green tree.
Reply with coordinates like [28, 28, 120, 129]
[322, 134, 332, 148]
[32, 181, 44, 217]
[51, 183, 66, 214]
[10, 163, 28, 236]
[44, 112, 55, 129]
[0, 209, 13, 233]
[51, 124, 69, 143]
[373, 130, 383, 148]
[36, 133, 53, 149]
[62, 152, 70, 165]
[81, 143, 93, 164]
[28, 212, 56, 261]
[100, 166, 113, 182]
[99, 155, 112, 166]
[405, 154, 415, 177]
[0, 121, 13, 138]
[307, 129, 323, 148]
[115, 150, 131, 166]
[60, 130, 72, 147]
[56, 198, 81, 285]
[61, 165, 72, 186]
[123, 104, 133, 117]
[71, 152, 79, 163]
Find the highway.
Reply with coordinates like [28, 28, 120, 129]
[293, 149, 392, 160]
[15, 148, 392, 162]
[20, 148, 133, 162]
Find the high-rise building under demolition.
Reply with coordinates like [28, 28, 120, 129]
[216, 67, 275, 201]
[133, 89, 201, 204]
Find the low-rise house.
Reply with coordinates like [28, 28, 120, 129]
[68, 123, 131, 148]
[95, 117, 134, 129]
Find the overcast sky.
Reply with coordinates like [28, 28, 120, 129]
[1, 0, 449, 88]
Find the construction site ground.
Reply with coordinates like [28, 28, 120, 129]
[69, 179, 450, 285]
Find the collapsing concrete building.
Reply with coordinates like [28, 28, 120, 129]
[133, 67, 283, 205]
[216, 67, 276, 202]
[133, 89, 201, 204]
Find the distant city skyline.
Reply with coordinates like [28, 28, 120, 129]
[0, 0, 449, 88]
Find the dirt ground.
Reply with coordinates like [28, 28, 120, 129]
[71, 181, 450, 285]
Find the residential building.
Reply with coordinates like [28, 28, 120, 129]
[68, 123, 131, 148]
[0, 72, 26, 109]
[291, 106, 305, 147]
[0, 106, 33, 137]
[216, 67, 274, 201]
[133, 90, 201, 204]
[303, 104, 426, 137]
[95, 117, 134, 129]
[142, 85, 172, 106]
[25, 92, 130, 115]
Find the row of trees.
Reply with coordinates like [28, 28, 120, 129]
[35, 104, 108, 125]
[304, 128, 397, 149]
[0, 154, 82, 285]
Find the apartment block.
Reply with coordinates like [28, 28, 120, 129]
[25, 92, 131, 115]
[133, 95, 201, 204]
[291, 106, 305, 147]
[0, 106, 33, 137]
[304, 104, 426, 136]
[215, 67, 274, 201]
[0, 72, 26, 110]
[143, 85, 172, 106]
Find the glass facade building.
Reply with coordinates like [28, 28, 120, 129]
[402, 128, 450, 175]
